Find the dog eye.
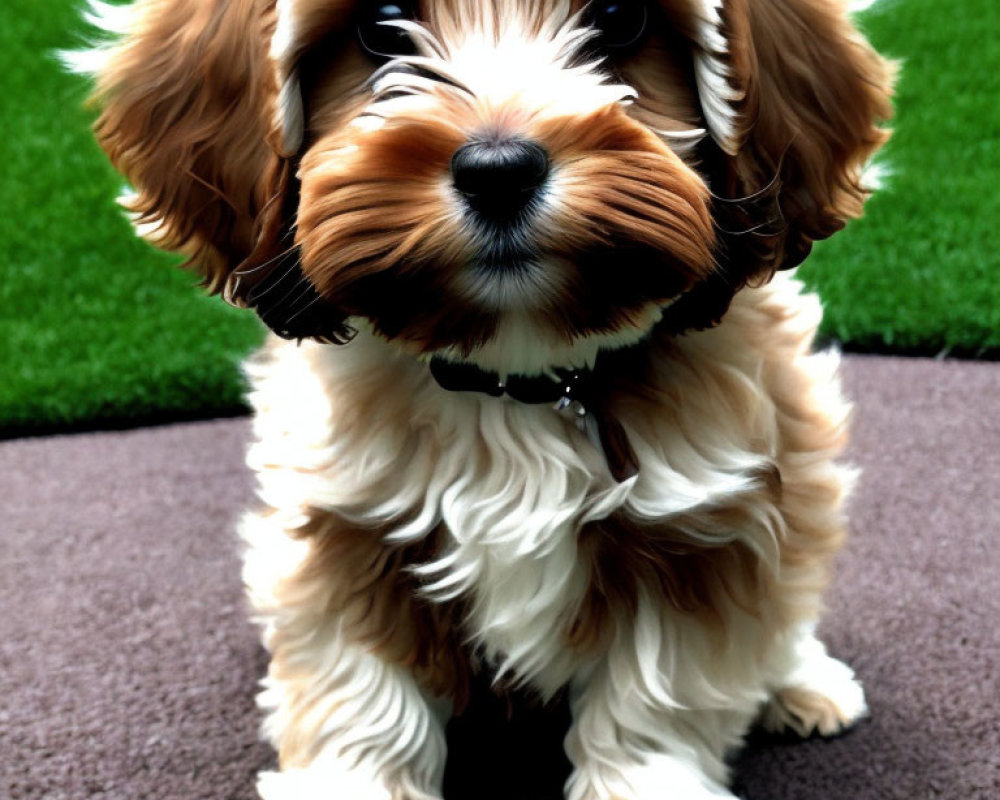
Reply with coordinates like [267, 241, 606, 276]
[357, 3, 418, 60]
[586, 1, 650, 53]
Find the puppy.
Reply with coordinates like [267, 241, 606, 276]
[75, 1, 893, 797]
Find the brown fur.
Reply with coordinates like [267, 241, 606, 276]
[569, 280, 853, 656]
[297, 100, 716, 352]
[569, 515, 771, 653]
[719, 0, 894, 271]
[282, 510, 470, 697]
[88, 0, 892, 326]
[88, 0, 884, 687]
[85, 2, 890, 789]
[90, 0, 287, 291]
[264, 508, 471, 767]
[88, 0, 722, 345]
[253, 271, 857, 776]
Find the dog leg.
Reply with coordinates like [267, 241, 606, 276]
[242, 509, 450, 800]
[564, 663, 745, 800]
[563, 595, 753, 800]
[253, 647, 449, 800]
[761, 624, 868, 738]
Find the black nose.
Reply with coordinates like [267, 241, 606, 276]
[451, 138, 550, 221]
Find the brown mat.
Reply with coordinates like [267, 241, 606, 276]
[1, 355, 997, 799]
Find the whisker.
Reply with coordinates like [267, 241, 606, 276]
[282, 291, 326, 326]
[245, 257, 309, 305]
[714, 216, 784, 236]
[708, 169, 781, 205]
[231, 242, 299, 278]
[708, 138, 796, 204]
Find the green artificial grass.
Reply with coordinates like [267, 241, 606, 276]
[800, 0, 1000, 356]
[0, 0, 265, 435]
[0, 0, 997, 434]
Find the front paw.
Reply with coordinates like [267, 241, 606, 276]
[568, 755, 737, 800]
[257, 768, 391, 800]
[258, 766, 443, 800]
[762, 654, 869, 738]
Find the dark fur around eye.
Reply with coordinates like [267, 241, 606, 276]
[585, 1, 650, 54]
[356, 2, 419, 61]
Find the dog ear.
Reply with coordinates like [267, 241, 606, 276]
[692, 0, 894, 276]
[84, 0, 302, 296]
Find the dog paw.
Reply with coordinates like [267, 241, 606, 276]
[257, 768, 392, 800]
[568, 755, 738, 800]
[762, 654, 869, 738]
[257, 767, 443, 800]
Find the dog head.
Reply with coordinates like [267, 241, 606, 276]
[82, 0, 892, 364]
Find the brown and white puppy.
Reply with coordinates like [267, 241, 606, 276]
[73, 1, 892, 797]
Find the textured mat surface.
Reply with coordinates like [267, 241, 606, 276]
[1, 355, 997, 799]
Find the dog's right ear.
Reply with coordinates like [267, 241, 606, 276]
[72, 0, 303, 297]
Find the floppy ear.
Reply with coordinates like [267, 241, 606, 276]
[694, 0, 894, 277]
[81, 0, 300, 296]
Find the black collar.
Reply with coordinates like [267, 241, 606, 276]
[428, 358, 594, 407]
[427, 349, 644, 483]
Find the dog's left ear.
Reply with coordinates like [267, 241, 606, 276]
[78, 0, 354, 338]
[693, 0, 894, 276]
[80, 0, 305, 298]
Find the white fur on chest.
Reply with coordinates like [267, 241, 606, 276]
[246, 330, 630, 693]
[244, 276, 823, 696]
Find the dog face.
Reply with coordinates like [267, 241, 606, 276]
[290, 1, 718, 354]
[85, 0, 891, 358]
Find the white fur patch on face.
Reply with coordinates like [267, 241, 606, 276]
[272, 0, 741, 158]
[361, 11, 637, 132]
[428, 302, 667, 379]
[452, 256, 569, 316]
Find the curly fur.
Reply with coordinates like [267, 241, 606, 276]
[75, 1, 892, 797]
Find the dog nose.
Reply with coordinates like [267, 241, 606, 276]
[451, 138, 549, 220]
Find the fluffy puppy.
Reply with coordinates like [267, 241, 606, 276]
[74, 1, 893, 797]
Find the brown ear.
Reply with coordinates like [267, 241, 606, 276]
[710, 0, 894, 275]
[86, 0, 291, 294]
